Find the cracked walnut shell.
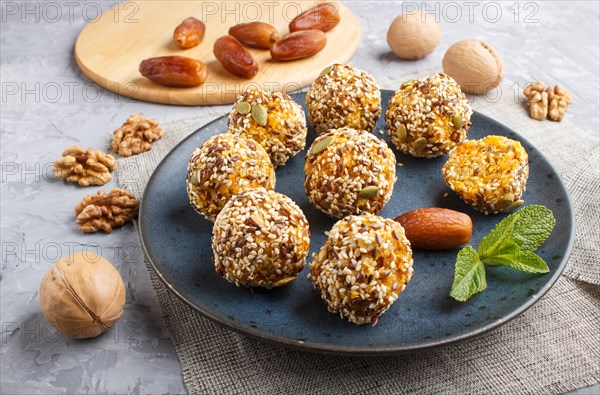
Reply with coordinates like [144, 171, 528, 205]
[75, 188, 139, 233]
[112, 114, 164, 157]
[53, 146, 116, 186]
[40, 252, 125, 339]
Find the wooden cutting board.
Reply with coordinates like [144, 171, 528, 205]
[74, 1, 360, 105]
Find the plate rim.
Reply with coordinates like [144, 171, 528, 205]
[138, 95, 575, 356]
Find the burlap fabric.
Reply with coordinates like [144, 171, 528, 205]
[116, 73, 600, 394]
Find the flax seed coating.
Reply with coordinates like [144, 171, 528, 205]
[304, 127, 397, 219]
[306, 64, 382, 134]
[228, 89, 307, 167]
[442, 135, 529, 215]
[186, 133, 275, 221]
[308, 214, 414, 325]
[386, 73, 472, 158]
[212, 188, 310, 288]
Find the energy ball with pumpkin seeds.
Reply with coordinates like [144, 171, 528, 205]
[442, 135, 529, 215]
[386, 73, 472, 158]
[308, 214, 414, 325]
[212, 188, 310, 288]
[306, 64, 382, 134]
[186, 133, 275, 221]
[304, 127, 396, 219]
[228, 89, 307, 167]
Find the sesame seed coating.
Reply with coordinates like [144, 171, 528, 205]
[308, 214, 414, 325]
[386, 73, 473, 158]
[212, 188, 310, 288]
[305, 127, 397, 219]
[442, 135, 529, 215]
[186, 133, 275, 221]
[228, 89, 307, 167]
[306, 64, 382, 134]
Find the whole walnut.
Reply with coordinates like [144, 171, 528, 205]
[443, 39, 504, 95]
[387, 12, 442, 60]
[39, 252, 125, 339]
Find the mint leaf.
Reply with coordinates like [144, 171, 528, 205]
[450, 246, 487, 302]
[450, 205, 555, 302]
[478, 205, 555, 258]
[483, 240, 550, 273]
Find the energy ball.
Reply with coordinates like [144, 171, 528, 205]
[212, 188, 310, 288]
[386, 73, 472, 158]
[304, 127, 397, 219]
[442, 135, 529, 214]
[228, 89, 307, 167]
[306, 64, 382, 134]
[308, 214, 414, 325]
[187, 133, 275, 221]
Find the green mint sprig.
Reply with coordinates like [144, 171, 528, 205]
[450, 205, 556, 302]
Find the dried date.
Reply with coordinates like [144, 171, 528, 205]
[173, 17, 206, 49]
[139, 56, 208, 87]
[213, 35, 259, 79]
[229, 22, 279, 49]
[289, 2, 340, 32]
[270, 30, 327, 61]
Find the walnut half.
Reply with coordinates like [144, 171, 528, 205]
[111, 114, 164, 157]
[523, 81, 572, 122]
[523, 81, 548, 121]
[75, 188, 139, 233]
[53, 146, 116, 186]
[547, 85, 572, 122]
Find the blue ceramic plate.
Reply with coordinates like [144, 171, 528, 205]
[139, 90, 574, 355]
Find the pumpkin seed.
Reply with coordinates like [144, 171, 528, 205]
[397, 124, 407, 142]
[506, 199, 524, 212]
[497, 193, 515, 210]
[251, 104, 268, 126]
[400, 80, 415, 90]
[412, 137, 427, 153]
[359, 185, 379, 199]
[236, 101, 251, 114]
[320, 65, 334, 77]
[309, 136, 334, 156]
[452, 114, 463, 129]
[250, 213, 265, 228]
[273, 276, 296, 287]
[189, 171, 201, 186]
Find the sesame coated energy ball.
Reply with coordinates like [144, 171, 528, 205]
[308, 214, 414, 326]
[304, 127, 397, 219]
[212, 188, 310, 288]
[386, 73, 473, 158]
[186, 133, 275, 221]
[228, 89, 307, 167]
[306, 64, 382, 134]
[442, 135, 529, 214]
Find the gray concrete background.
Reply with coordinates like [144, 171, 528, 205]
[1, 1, 598, 393]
